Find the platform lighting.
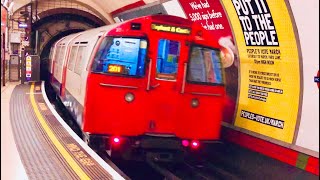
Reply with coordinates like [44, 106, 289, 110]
[3, 0, 8, 7]
[8, 2, 14, 12]
[18, 23, 28, 28]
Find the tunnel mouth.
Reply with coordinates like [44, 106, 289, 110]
[39, 29, 84, 81]
[29, 9, 106, 82]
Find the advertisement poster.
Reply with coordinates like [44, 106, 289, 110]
[1, 5, 7, 33]
[1, 5, 7, 65]
[178, 0, 239, 123]
[222, 0, 300, 143]
[26, 56, 32, 81]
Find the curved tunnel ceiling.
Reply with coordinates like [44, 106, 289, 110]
[39, 28, 84, 81]
[34, 10, 103, 59]
[22, 7, 107, 60]
[8, 0, 170, 57]
[34, 8, 106, 28]
[35, 9, 101, 80]
[6, 0, 172, 76]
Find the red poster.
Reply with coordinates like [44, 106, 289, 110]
[178, 0, 232, 38]
[178, 0, 238, 123]
[1, 5, 7, 32]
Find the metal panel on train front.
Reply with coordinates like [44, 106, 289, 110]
[144, 31, 190, 135]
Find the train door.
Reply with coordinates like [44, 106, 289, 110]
[146, 35, 189, 134]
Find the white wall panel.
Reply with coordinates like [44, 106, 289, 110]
[162, 0, 186, 18]
[290, 0, 319, 153]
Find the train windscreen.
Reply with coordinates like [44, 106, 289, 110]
[156, 39, 180, 81]
[187, 46, 224, 85]
[91, 37, 147, 77]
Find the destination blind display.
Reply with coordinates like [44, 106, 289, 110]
[151, 23, 191, 35]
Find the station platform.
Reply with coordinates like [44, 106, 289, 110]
[1, 81, 318, 179]
[1, 81, 126, 180]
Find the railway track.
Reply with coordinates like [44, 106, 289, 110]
[146, 156, 241, 180]
[47, 83, 240, 180]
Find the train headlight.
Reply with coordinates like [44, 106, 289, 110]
[125, 92, 135, 103]
[191, 98, 199, 108]
[111, 136, 122, 146]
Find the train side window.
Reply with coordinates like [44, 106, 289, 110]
[156, 39, 180, 81]
[58, 45, 66, 66]
[54, 46, 62, 69]
[86, 35, 102, 71]
[48, 47, 54, 70]
[74, 46, 86, 75]
[68, 46, 79, 71]
[187, 46, 224, 85]
[49, 47, 54, 60]
[91, 37, 147, 77]
[54, 46, 61, 63]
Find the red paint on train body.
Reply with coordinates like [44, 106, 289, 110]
[84, 16, 225, 140]
[50, 15, 228, 160]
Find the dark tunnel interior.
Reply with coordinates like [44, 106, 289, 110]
[39, 29, 84, 81]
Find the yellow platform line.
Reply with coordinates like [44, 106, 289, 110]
[29, 83, 91, 180]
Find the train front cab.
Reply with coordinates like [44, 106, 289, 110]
[84, 15, 226, 161]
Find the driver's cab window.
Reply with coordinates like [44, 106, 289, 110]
[91, 37, 147, 77]
[156, 39, 180, 81]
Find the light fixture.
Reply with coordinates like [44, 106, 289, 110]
[191, 98, 199, 108]
[3, 0, 8, 7]
[125, 92, 135, 103]
[8, 2, 14, 12]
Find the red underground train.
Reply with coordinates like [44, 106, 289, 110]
[48, 15, 228, 161]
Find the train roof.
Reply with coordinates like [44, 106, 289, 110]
[54, 14, 220, 48]
[56, 15, 190, 41]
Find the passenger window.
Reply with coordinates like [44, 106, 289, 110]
[58, 46, 66, 65]
[86, 36, 101, 71]
[74, 46, 86, 75]
[68, 46, 78, 71]
[49, 47, 54, 60]
[156, 39, 180, 81]
[91, 37, 147, 77]
[48, 47, 54, 70]
[187, 46, 224, 85]
[54, 46, 61, 63]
